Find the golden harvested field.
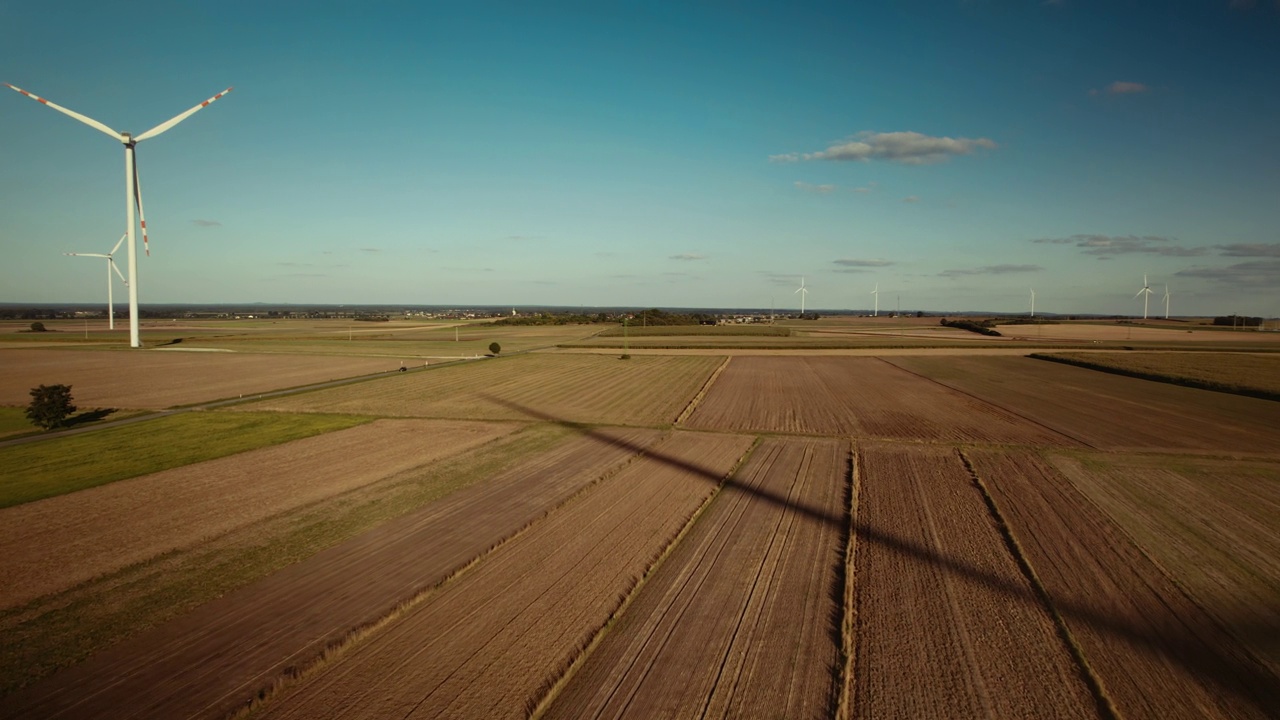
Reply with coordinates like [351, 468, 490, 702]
[0, 348, 414, 409]
[0, 418, 513, 610]
[1036, 351, 1280, 397]
[996, 321, 1280, 344]
[242, 353, 724, 426]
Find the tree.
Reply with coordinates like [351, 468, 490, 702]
[488, 342, 501, 355]
[30, 321, 47, 332]
[26, 384, 76, 430]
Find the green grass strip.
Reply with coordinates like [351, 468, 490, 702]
[0, 411, 372, 508]
[0, 407, 32, 436]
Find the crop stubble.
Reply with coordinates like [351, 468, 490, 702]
[544, 436, 846, 719]
[968, 448, 1280, 719]
[0, 427, 667, 720]
[244, 354, 723, 426]
[853, 443, 1097, 719]
[0, 419, 512, 611]
[256, 431, 754, 720]
[684, 356, 1074, 445]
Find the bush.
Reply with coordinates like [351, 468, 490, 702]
[30, 321, 46, 332]
[26, 384, 76, 430]
[488, 342, 501, 355]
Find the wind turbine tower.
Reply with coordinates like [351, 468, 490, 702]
[6, 83, 232, 348]
[1134, 273, 1153, 320]
[1030, 288, 1036, 318]
[871, 283, 879, 317]
[1163, 284, 1171, 319]
[795, 276, 809, 315]
[65, 234, 129, 330]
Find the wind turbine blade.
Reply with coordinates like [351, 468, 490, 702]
[5, 83, 122, 140]
[135, 87, 233, 141]
[133, 156, 151, 256]
[110, 259, 128, 284]
[65, 252, 110, 258]
[110, 233, 127, 256]
[1134, 289, 1144, 298]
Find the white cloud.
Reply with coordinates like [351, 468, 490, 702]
[771, 131, 997, 165]
[939, 264, 1043, 278]
[794, 181, 838, 194]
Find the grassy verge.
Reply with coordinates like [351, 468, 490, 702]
[0, 423, 568, 695]
[0, 407, 32, 438]
[0, 412, 372, 508]
[1030, 352, 1280, 401]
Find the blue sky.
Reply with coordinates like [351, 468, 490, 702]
[3, 1, 1278, 316]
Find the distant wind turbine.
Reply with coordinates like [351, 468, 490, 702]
[1134, 273, 1153, 319]
[6, 83, 233, 348]
[1163, 284, 1171, 319]
[795, 276, 809, 314]
[65, 233, 129, 330]
[871, 283, 879, 317]
[1030, 288, 1036, 318]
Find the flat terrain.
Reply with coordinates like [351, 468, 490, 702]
[1035, 350, 1280, 397]
[0, 347, 414, 409]
[243, 353, 723, 426]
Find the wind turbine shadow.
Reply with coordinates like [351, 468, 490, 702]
[481, 394, 1280, 717]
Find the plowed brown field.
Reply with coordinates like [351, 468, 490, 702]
[0, 348, 412, 409]
[244, 353, 722, 426]
[684, 356, 1075, 444]
[544, 437, 846, 719]
[0, 419, 512, 610]
[0, 427, 666, 720]
[854, 443, 1097, 719]
[969, 449, 1280, 719]
[257, 431, 754, 720]
[889, 355, 1280, 453]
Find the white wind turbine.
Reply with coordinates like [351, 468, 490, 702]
[1163, 284, 1171, 319]
[1134, 273, 1153, 320]
[65, 233, 128, 330]
[6, 83, 232, 348]
[1030, 288, 1036, 317]
[871, 283, 879, 317]
[795, 276, 809, 314]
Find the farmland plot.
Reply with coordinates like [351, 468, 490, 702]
[244, 353, 723, 426]
[853, 443, 1097, 719]
[544, 437, 846, 719]
[0, 419, 512, 610]
[889, 356, 1280, 453]
[969, 449, 1280, 719]
[257, 431, 754, 720]
[0, 348, 413, 409]
[684, 356, 1075, 445]
[2, 427, 665, 720]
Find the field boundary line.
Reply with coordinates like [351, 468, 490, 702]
[1029, 352, 1280, 402]
[224, 428, 674, 720]
[834, 441, 858, 720]
[527, 435, 762, 719]
[877, 356, 1097, 449]
[674, 356, 731, 426]
[957, 449, 1120, 720]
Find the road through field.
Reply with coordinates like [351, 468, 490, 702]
[543, 437, 846, 719]
[0, 427, 667, 720]
[853, 443, 1098, 719]
[0, 418, 513, 610]
[969, 449, 1280, 719]
[256, 431, 754, 720]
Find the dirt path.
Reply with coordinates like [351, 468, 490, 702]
[543, 436, 846, 719]
[969, 449, 1280, 719]
[852, 443, 1098, 719]
[256, 431, 754, 720]
[0, 427, 666, 720]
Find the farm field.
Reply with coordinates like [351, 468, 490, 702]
[0, 347, 415, 409]
[543, 437, 846, 719]
[255, 431, 754, 720]
[682, 356, 1075, 445]
[243, 353, 724, 426]
[995, 321, 1280, 344]
[854, 443, 1098, 718]
[968, 449, 1279, 718]
[888, 355, 1280, 453]
[1033, 350, 1280, 398]
[1, 426, 666, 719]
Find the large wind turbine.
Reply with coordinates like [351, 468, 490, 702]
[871, 283, 879, 317]
[1030, 288, 1036, 318]
[1134, 273, 1153, 320]
[6, 83, 232, 347]
[1163, 284, 1171, 319]
[65, 233, 128, 330]
[795, 276, 809, 315]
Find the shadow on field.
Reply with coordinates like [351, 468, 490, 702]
[485, 394, 1280, 719]
[63, 408, 117, 428]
